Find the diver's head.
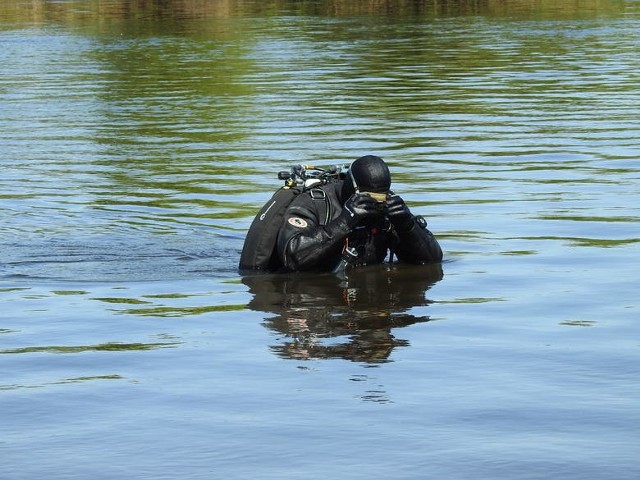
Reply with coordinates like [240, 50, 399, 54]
[342, 155, 391, 200]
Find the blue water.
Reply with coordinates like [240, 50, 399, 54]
[1, 1, 640, 479]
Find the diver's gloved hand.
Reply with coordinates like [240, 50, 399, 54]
[344, 193, 380, 224]
[385, 194, 414, 231]
[325, 193, 381, 240]
[341, 193, 380, 227]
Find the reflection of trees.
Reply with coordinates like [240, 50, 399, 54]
[243, 263, 443, 363]
[0, 1, 234, 27]
[2, 0, 623, 228]
[81, 3, 261, 230]
[0, 1, 623, 26]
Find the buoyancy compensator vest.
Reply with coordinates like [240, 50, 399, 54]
[239, 164, 346, 272]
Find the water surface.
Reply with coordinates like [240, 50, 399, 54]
[1, 1, 639, 479]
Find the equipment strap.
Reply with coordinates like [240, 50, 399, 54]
[309, 188, 330, 226]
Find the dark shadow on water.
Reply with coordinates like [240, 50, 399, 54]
[242, 263, 443, 364]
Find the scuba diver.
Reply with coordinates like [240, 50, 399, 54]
[240, 155, 444, 364]
[276, 155, 442, 272]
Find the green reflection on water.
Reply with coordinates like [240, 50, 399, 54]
[538, 215, 640, 223]
[1, 341, 179, 355]
[523, 236, 640, 248]
[438, 297, 505, 304]
[142, 293, 193, 299]
[0, 375, 126, 391]
[2, 0, 635, 239]
[121, 303, 246, 317]
[92, 297, 153, 305]
[560, 320, 597, 327]
[0, 0, 626, 26]
[87, 291, 246, 316]
[0, 287, 31, 293]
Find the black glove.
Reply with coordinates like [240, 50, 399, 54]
[341, 193, 380, 227]
[385, 194, 414, 231]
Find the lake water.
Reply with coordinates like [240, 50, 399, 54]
[1, 1, 639, 478]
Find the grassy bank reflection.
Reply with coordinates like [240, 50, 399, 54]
[1, 0, 626, 28]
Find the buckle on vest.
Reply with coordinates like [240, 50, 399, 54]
[309, 189, 326, 200]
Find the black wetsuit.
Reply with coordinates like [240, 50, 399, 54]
[276, 181, 442, 272]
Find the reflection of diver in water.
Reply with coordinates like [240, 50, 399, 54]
[242, 263, 443, 363]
